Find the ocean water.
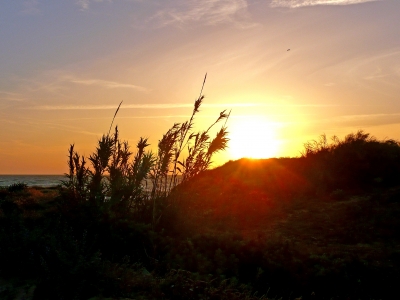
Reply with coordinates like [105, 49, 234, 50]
[0, 175, 65, 187]
[0, 175, 182, 189]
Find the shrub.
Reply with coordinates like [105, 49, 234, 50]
[302, 130, 400, 191]
[8, 182, 28, 193]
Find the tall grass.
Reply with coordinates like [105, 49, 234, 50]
[149, 75, 229, 226]
[63, 75, 229, 226]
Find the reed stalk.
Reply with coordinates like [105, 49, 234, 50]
[63, 76, 230, 228]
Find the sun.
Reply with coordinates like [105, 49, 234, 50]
[228, 116, 281, 159]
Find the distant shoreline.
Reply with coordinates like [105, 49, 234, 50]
[0, 175, 65, 188]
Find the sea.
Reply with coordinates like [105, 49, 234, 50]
[0, 175, 66, 188]
[0, 175, 181, 190]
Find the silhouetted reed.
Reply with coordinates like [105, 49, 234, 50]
[63, 75, 229, 227]
[149, 75, 229, 227]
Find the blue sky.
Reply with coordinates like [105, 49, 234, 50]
[1, 0, 400, 173]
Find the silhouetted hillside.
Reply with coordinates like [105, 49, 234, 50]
[2, 131, 400, 299]
[155, 132, 400, 299]
[166, 131, 400, 234]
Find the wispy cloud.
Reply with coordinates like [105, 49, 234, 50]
[344, 49, 400, 97]
[297, 112, 400, 130]
[30, 103, 258, 111]
[334, 112, 400, 121]
[0, 91, 26, 102]
[76, 0, 112, 11]
[30, 103, 351, 111]
[70, 78, 149, 92]
[76, 0, 90, 10]
[270, 0, 380, 8]
[151, 0, 253, 27]
[20, 0, 40, 15]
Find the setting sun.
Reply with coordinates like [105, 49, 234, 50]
[228, 117, 281, 159]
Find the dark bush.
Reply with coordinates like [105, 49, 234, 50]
[8, 182, 28, 193]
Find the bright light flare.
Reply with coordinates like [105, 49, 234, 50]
[228, 116, 281, 159]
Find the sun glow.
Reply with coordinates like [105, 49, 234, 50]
[228, 116, 281, 159]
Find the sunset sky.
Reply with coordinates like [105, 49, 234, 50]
[1, 0, 400, 174]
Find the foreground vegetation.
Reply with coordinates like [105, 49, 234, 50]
[1, 85, 400, 299]
[2, 131, 400, 299]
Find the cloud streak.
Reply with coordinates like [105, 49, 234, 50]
[151, 0, 252, 27]
[70, 78, 149, 92]
[270, 0, 380, 8]
[0, 91, 26, 102]
[30, 103, 352, 111]
[76, 0, 112, 11]
[30, 103, 258, 111]
[76, 0, 90, 10]
[20, 0, 40, 15]
[75, 0, 254, 27]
